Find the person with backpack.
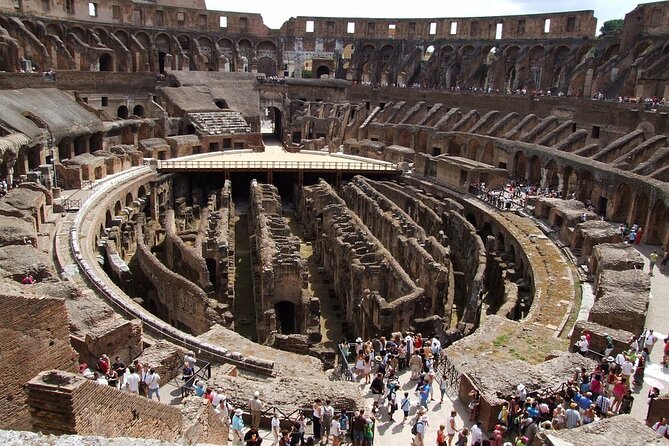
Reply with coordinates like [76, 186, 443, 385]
[411, 410, 428, 446]
[363, 418, 374, 446]
[321, 400, 335, 444]
[387, 383, 398, 421]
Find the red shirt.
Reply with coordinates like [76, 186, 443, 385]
[99, 358, 109, 374]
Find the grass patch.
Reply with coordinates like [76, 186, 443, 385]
[493, 334, 509, 347]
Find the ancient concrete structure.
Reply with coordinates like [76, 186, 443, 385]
[0, 0, 667, 443]
[249, 180, 317, 342]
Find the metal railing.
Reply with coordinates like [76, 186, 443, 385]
[157, 159, 400, 172]
[178, 358, 213, 399]
[436, 355, 461, 400]
[332, 344, 356, 382]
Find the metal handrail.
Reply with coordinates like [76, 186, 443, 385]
[157, 159, 400, 172]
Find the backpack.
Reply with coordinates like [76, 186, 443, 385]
[411, 421, 422, 435]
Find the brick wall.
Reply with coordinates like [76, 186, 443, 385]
[0, 294, 79, 430]
[0, 72, 156, 93]
[27, 370, 228, 444]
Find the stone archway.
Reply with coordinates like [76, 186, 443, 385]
[632, 191, 649, 235]
[275, 301, 296, 334]
[513, 151, 527, 179]
[528, 155, 541, 185]
[645, 199, 668, 245]
[543, 160, 559, 190]
[611, 183, 632, 222]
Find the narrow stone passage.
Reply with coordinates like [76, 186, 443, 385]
[284, 206, 344, 349]
[233, 204, 257, 341]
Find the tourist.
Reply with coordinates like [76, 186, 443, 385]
[437, 424, 446, 446]
[182, 361, 195, 385]
[468, 389, 480, 420]
[354, 351, 365, 379]
[106, 366, 119, 388]
[145, 368, 161, 402]
[370, 373, 384, 404]
[184, 350, 197, 368]
[125, 366, 140, 394]
[618, 389, 634, 415]
[280, 429, 292, 446]
[338, 411, 349, 445]
[409, 351, 423, 380]
[232, 408, 245, 442]
[296, 411, 307, 445]
[595, 393, 611, 417]
[271, 410, 281, 446]
[565, 402, 581, 428]
[652, 417, 669, 438]
[649, 250, 659, 276]
[551, 405, 565, 430]
[387, 381, 398, 421]
[290, 422, 303, 446]
[400, 392, 411, 422]
[321, 399, 335, 444]
[312, 398, 323, 441]
[98, 354, 111, 374]
[582, 405, 596, 425]
[611, 378, 628, 412]
[352, 409, 366, 446]
[470, 421, 483, 446]
[111, 357, 126, 388]
[330, 414, 341, 446]
[445, 410, 457, 446]
[576, 335, 589, 356]
[249, 391, 264, 430]
[245, 427, 262, 446]
[362, 355, 372, 384]
[363, 416, 374, 446]
[454, 428, 468, 446]
[644, 329, 658, 354]
[490, 424, 506, 446]
[411, 409, 427, 446]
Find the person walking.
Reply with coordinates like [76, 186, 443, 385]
[145, 368, 161, 402]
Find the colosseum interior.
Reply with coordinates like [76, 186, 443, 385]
[0, 0, 668, 444]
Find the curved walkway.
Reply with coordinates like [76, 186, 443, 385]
[70, 166, 275, 376]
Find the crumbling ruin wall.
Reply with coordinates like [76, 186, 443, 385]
[26, 370, 226, 444]
[300, 180, 425, 336]
[340, 176, 449, 317]
[75, 319, 143, 370]
[250, 181, 314, 342]
[135, 227, 221, 335]
[163, 209, 212, 292]
[589, 268, 650, 334]
[0, 294, 79, 430]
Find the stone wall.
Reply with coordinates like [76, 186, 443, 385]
[163, 209, 212, 291]
[250, 181, 315, 342]
[300, 179, 425, 337]
[0, 293, 79, 430]
[26, 370, 228, 444]
[135, 226, 221, 335]
[340, 176, 450, 317]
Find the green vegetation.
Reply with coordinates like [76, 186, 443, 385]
[599, 19, 624, 35]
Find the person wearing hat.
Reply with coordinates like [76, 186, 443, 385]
[576, 335, 589, 356]
[517, 384, 527, 403]
[411, 409, 428, 446]
[249, 391, 264, 430]
[565, 402, 581, 429]
[232, 408, 245, 442]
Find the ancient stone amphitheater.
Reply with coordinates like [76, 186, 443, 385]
[0, 0, 668, 445]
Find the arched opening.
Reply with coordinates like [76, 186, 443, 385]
[577, 170, 594, 203]
[481, 143, 494, 165]
[114, 200, 122, 216]
[257, 57, 277, 77]
[316, 65, 330, 78]
[138, 185, 147, 197]
[125, 192, 134, 207]
[133, 105, 145, 117]
[263, 106, 282, 138]
[528, 155, 541, 185]
[423, 45, 435, 61]
[513, 151, 527, 179]
[117, 106, 129, 119]
[544, 160, 559, 190]
[105, 210, 112, 228]
[215, 100, 228, 109]
[631, 192, 649, 236]
[611, 183, 632, 222]
[158, 51, 167, 73]
[206, 258, 217, 287]
[645, 200, 668, 245]
[275, 301, 296, 334]
[466, 140, 480, 161]
[561, 166, 578, 198]
[99, 54, 113, 71]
